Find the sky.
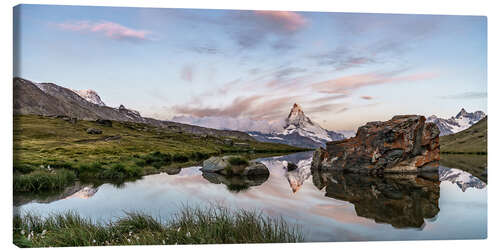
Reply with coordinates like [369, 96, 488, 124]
[14, 4, 487, 132]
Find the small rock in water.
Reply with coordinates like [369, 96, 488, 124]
[201, 156, 269, 177]
[286, 162, 298, 171]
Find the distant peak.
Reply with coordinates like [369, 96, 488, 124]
[71, 88, 106, 106]
[455, 108, 468, 118]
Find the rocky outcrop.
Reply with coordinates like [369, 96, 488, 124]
[86, 128, 103, 134]
[200, 156, 270, 177]
[96, 119, 113, 127]
[312, 115, 440, 173]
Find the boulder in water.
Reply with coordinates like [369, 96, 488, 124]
[201, 156, 269, 177]
[312, 115, 440, 173]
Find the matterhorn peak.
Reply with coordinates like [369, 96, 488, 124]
[288, 103, 304, 117]
[286, 103, 313, 126]
[249, 103, 346, 148]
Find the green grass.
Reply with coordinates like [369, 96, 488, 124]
[13, 169, 76, 192]
[440, 116, 487, 154]
[13, 115, 306, 192]
[228, 156, 250, 166]
[13, 206, 303, 247]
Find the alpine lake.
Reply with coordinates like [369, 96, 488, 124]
[14, 151, 487, 242]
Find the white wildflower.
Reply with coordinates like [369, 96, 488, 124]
[176, 227, 181, 232]
[127, 238, 131, 243]
[186, 231, 191, 237]
[42, 230, 47, 235]
[92, 239, 96, 243]
[20, 230, 25, 235]
[162, 240, 166, 244]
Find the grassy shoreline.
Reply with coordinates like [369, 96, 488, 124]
[14, 115, 307, 192]
[13, 206, 303, 247]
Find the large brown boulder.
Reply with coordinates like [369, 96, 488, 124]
[312, 115, 440, 173]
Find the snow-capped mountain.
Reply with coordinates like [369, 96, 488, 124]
[427, 108, 486, 136]
[249, 103, 345, 148]
[439, 166, 486, 192]
[71, 89, 106, 106]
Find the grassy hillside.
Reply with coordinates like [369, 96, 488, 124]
[440, 116, 487, 154]
[13, 115, 306, 192]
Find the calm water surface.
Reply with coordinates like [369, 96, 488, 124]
[14, 152, 487, 242]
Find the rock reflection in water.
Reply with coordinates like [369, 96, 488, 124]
[201, 172, 269, 193]
[312, 170, 440, 229]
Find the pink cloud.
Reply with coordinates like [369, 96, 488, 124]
[360, 96, 373, 100]
[253, 10, 307, 32]
[56, 21, 152, 41]
[313, 71, 438, 94]
[173, 95, 297, 121]
[181, 65, 195, 82]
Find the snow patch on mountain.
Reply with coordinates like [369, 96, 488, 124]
[71, 89, 106, 106]
[427, 108, 486, 136]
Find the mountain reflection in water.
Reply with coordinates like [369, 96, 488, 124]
[14, 151, 487, 241]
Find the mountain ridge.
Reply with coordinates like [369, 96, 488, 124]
[13, 77, 255, 141]
[427, 108, 486, 136]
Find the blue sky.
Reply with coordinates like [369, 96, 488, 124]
[14, 4, 487, 131]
